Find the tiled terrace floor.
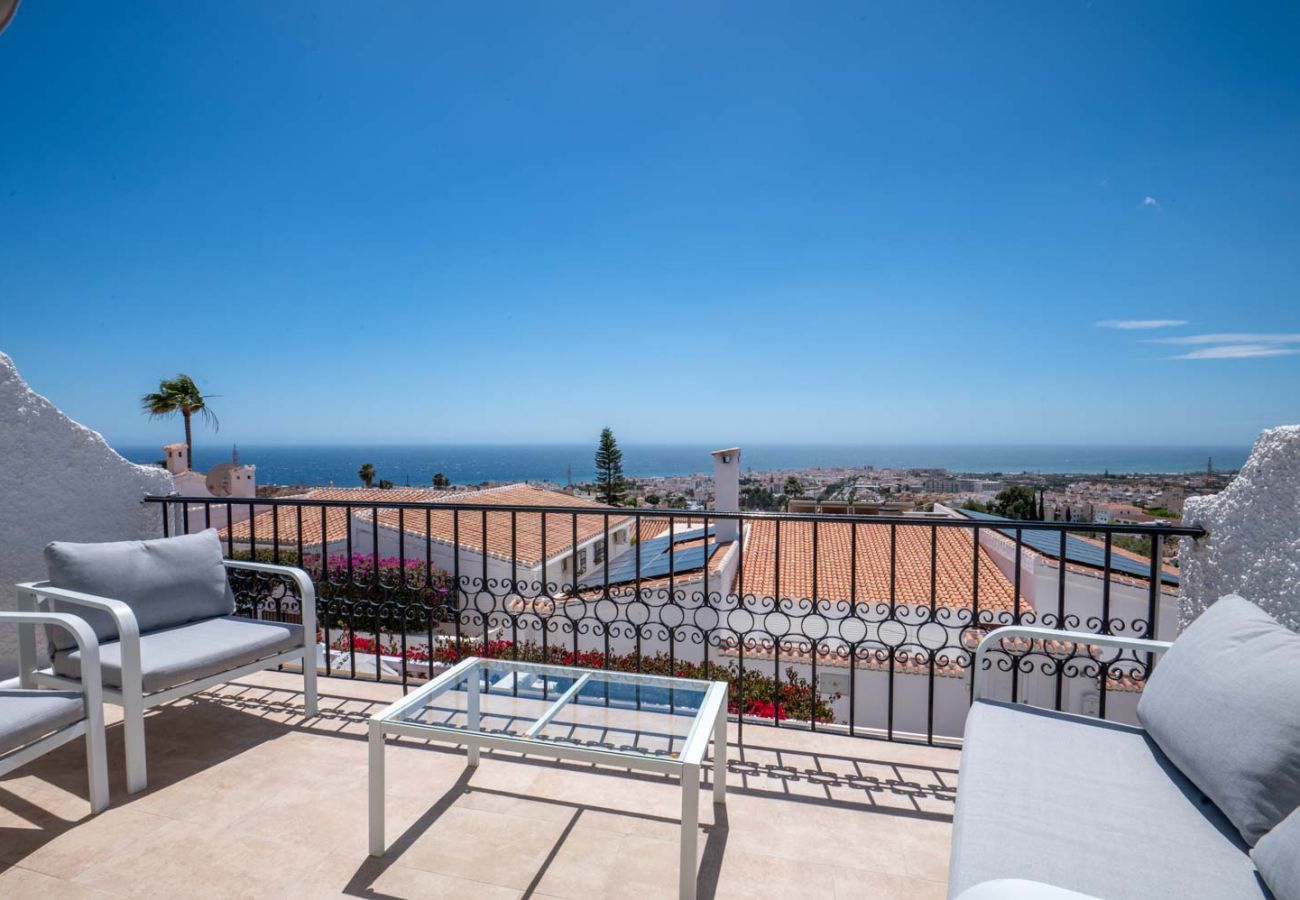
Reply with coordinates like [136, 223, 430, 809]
[1, 671, 958, 899]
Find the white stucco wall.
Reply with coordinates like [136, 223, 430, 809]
[0, 353, 174, 675]
[1180, 425, 1300, 632]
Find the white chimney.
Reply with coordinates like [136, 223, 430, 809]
[711, 447, 741, 542]
[163, 442, 189, 475]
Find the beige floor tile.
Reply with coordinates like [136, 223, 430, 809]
[831, 867, 948, 900]
[72, 818, 333, 900]
[0, 865, 121, 899]
[397, 803, 577, 889]
[365, 864, 525, 899]
[714, 793, 913, 876]
[896, 817, 954, 882]
[276, 851, 526, 900]
[530, 822, 630, 898]
[4, 807, 172, 880]
[0, 784, 89, 866]
[708, 846, 839, 899]
[230, 784, 426, 858]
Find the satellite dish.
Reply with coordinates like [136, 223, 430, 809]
[206, 462, 236, 497]
[0, 0, 20, 36]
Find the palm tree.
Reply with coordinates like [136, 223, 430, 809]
[141, 374, 218, 468]
[358, 462, 376, 488]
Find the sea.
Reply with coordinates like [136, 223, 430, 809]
[114, 443, 1251, 487]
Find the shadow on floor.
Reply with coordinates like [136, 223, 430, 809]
[0, 695, 301, 869]
[214, 680, 958, 820]
[2, 678, 955, 882]
[343, 771, 731, 900]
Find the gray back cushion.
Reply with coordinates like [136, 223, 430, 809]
[1137, 594, 1300, 846]
[44, 529, 235, 652]
[1254, 805, 1300, 900]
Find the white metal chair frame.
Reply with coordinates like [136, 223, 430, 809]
[972, 625, 1174, 702]
[14, 559, 317, 794]
[0, 611, 110, 813]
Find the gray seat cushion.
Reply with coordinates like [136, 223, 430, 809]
[949, 700, 1267, 900]
[44, 529, 235, 653]
[0, 689, 85, 755]
[1137, 594, 1300, 845]
[52, 616, 303, 694]
[1253, 805, 1300, 900]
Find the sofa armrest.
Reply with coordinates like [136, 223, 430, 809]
[973, 625, 1173, 702]
[221, 560, 317, 640]
[14, 581, 142, 698]
[0, 610, 105, 717]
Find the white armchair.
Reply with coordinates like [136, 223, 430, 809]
[15, 529, 317, 794]
[1, 611, 109, 813]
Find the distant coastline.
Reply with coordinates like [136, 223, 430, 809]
[114, 443, 1251, 488]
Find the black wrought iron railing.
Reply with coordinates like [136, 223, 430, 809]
[145, 493, 1205, 745]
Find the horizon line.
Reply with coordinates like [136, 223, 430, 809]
[106, 438, 1256, 450]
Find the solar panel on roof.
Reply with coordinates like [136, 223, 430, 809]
[957, 508, 1178, 586]
[578, 528, 718, 590]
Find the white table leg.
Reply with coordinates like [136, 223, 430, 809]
[369, 723, 385, 856]
[680, 763, 699, 900]
[713, 705, 727, 805]
[466, 668, 481, 767]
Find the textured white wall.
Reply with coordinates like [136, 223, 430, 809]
[1180, 425, 1300, 632]
[0, 353, 174, 675]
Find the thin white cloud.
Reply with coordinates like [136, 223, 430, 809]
[1096, 319, 1188, 330]
[1148, 333, 1300, 345]
[1142, 196, 1161, 209]
[1170, 344, 1300, 361]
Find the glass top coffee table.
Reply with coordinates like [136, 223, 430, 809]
[368, 656, 729, 899]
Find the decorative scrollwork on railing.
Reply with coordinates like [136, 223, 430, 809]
[228, 567, 303, 625]
[186, 497, 1185, 740]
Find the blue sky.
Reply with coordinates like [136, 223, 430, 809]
[1, 1, 1297, 448]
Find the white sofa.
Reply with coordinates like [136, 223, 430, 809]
[951, 596, 1299, 900]
[15, 529, 316, 793]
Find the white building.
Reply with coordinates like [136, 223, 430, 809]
[224, 482, 641, 592]
[163, 442, 260, 533]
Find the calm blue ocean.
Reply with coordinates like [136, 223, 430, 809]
[114, 443, 1251, 487]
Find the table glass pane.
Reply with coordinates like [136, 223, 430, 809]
[394, 662, 579, 738]
[532, 671, 708, 760]
[392, 660, 715, 761]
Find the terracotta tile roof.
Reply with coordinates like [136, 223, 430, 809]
[633, 518, 673, 541]
[222, 487, 444, 548]
[224, 484, 628, 567]
[362, 484, 630, 566]
[739, 520, 1023, 613]
[627, 517, 706, 542]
